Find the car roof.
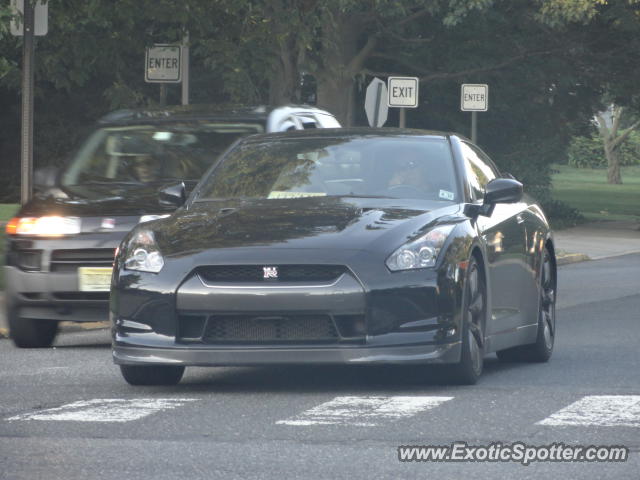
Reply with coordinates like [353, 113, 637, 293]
[98, 104, 335, 126]
[238, 127, 464, 143]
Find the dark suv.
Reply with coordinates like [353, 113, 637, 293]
[5, 104, 341, 347]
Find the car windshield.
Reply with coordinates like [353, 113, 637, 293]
[60, 123, 264, 188]
[196, 136, 459, 202]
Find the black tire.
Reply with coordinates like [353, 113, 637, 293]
[496, 247, 556, 363]
[9, 312, 59, 348]
[120, 364, 185, 386]
[448, 256, 486, 385]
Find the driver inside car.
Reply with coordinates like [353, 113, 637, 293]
[388, 150, 429, 190]
[131, 154, 160, 183]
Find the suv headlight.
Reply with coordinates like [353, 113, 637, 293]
[386, 225, 455, 271]
[124, 229, 164, 273]
[6, 216, 81, 236]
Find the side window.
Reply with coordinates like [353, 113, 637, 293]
[460, 142, 498, 201]
[296, 115, 318, 129]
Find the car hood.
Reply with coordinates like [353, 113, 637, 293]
[154, 197, 462, 256]
[18, 183, 176, 218]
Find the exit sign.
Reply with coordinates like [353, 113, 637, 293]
[387, 77, 419, 108]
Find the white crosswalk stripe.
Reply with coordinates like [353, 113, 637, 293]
[537, 395, 640, 427]
[7, 398, 198, 423]
[276, 395, 453, 426]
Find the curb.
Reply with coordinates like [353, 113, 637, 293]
[556, 253, 591, 266]
[60, 321, 110, 332]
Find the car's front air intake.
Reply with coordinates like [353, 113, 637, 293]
[197, 265, 346, 283]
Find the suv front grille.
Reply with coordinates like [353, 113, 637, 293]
[192, 314, 339, 344]
[197, 265, 346, 283]
[50, 249, 116, 272]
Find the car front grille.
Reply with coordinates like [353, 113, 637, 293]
[197, 265, 347, 284]
[185, 314, 340, 344]
[50, 249, 116, 272]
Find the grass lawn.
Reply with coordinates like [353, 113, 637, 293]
[0, 204, 19, 290]
[551, 164, 640, 222]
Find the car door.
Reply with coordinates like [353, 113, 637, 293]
[461, 142, 530, 337]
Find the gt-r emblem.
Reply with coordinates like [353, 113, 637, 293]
[263, 266, 278, 279]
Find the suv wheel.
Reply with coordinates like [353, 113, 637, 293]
[9, 312, 59, 348]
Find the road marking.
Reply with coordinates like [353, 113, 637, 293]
[277, 395, 453, 426]
[538, 395, 640, 427]
[7, 398, 197, 423]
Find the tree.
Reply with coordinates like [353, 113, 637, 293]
[595, 105, 640, 184]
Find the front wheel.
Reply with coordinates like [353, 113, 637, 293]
[120, 365, 185, 386]
[9, 312, 59, 348]
[447, 256, 486, 385]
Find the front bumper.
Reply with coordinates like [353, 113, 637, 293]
[5, 230, 130, 323]
[111, 252, 465, 365]
[6, 266, 111, 323]
[113, 340, 461, 366]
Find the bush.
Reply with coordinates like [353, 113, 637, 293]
[540, 198, 585, 229]
[568, 132, 640, 168]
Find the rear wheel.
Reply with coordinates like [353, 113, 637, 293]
[120, 365, 185, 386]
[496, 247, 556, 363]
[448, 256, 486, 385]
[9, 311, 59, 348]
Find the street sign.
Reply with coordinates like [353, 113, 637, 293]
[145, 45, 182, 83]
[364, 77, 388, 127]
[10, 0, 48, 36]
[461, 84, 488, 111]
[387, 77, 419, 108]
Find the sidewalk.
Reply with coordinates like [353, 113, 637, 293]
[1, 221, 639, 338]
[554, 220, 640, 264]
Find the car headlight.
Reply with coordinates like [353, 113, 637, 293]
[5, 216, 81, 236]
[124, 229, 164, 273]
[386, 225, 455, 271]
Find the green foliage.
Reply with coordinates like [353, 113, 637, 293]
[568, 132, 640, 168]
[0, 0, 639, 205]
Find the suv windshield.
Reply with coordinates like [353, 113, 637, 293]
[197, 136, 459, 202]
[61, 123, 263, 189]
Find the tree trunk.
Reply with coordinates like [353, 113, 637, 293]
[313, 13, 365, 126]
[316, 74, 355, 126]
[596, 105, 639, 185]
[268, 38, 300, 105]
[604, 141, 622, 184]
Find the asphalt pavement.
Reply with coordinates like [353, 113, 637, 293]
[0, 253, 639, 479]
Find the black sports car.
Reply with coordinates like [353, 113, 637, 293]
[111, 128, 557, 385]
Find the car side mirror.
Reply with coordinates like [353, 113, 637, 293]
[484, 178, 523, 205]
[33, 166, 59, 190]
[159, 182, 186, 207]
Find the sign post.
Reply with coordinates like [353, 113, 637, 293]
[387, 77, 419, 128]
[181, 33, 189, 106]
[461, 84, 488, 143]
[11, 0, 48, 204]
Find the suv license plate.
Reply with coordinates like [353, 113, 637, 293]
[78, 267, 113, 292]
